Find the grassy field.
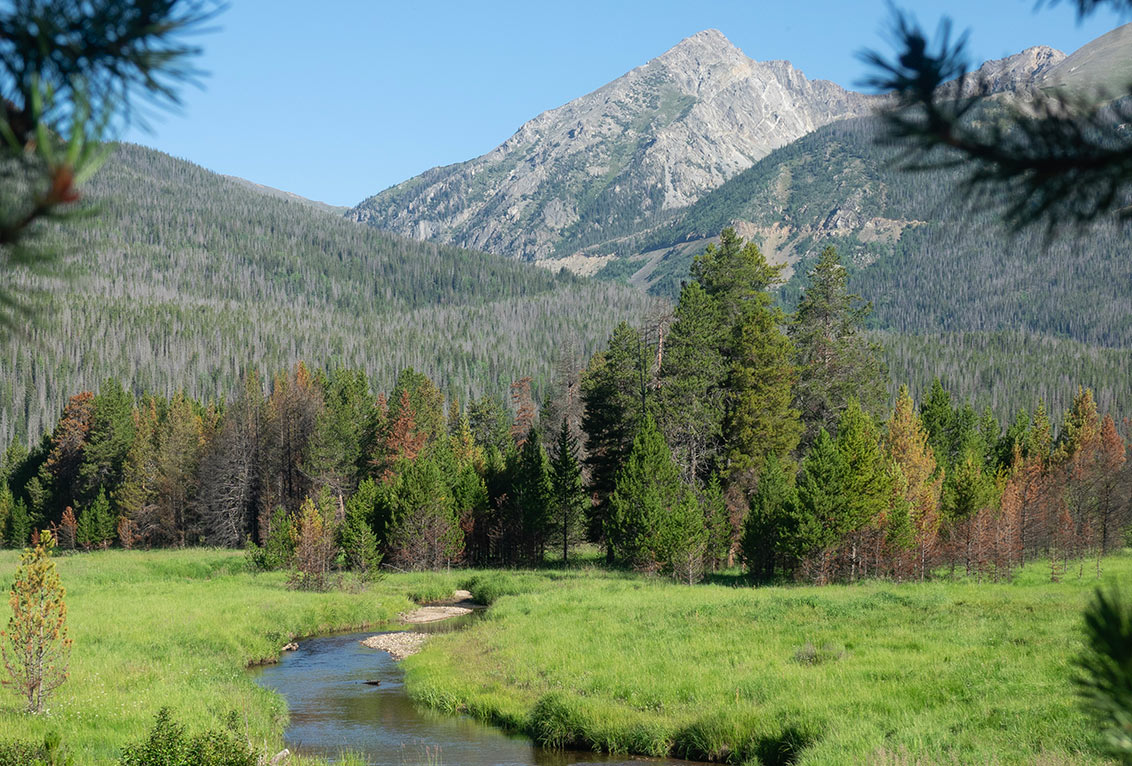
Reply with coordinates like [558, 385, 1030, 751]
[0, 548, 1126, 764]
[0, 548, 468, 764]
[405, 555, 1132, 765]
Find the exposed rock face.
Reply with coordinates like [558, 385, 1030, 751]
[350, 30, 879, 261]
[946, 46, 1066, 97]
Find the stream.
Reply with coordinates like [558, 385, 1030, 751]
[253, 615, 699, 766]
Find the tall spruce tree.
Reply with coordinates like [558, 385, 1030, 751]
[787, 429, 850, 569]
[514, 427, 554, 564]
[742, 453, 797, 581]
[657, 281, 726, 486]
[78, 379, 135, 505]
[607, 416, 693, 571]
[835, 399, 892, 537]
[549, 419, 587, 564]
[688, 229, 800, 479]
[790, 246, 886, 447]
[582, 322, 649, 560]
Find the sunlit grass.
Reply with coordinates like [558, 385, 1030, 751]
[0, 549, 419, 763]
[404, 554, 1132, 765]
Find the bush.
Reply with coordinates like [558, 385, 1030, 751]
[244, 507, 293, 572]
[118, 708, 257, 766]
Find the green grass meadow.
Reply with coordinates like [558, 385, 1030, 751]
[0, 547, 1127, 764]
[0, 549, 466, 763]
[405, 555, 1132, 765]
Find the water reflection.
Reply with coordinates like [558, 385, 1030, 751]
[253, 628, 696, 766]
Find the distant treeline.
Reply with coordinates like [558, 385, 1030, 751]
[3, 230, 1128, 584]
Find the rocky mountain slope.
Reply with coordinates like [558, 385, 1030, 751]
[349, 29, 878, 261]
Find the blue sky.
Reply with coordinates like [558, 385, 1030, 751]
[122, 1, 1129, 207]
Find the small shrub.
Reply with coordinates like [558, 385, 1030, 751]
[792, 642, 847, 665]
[118, 708, 257, 766]
[244, 507, 294, 572]
[0, 739, 46, 766]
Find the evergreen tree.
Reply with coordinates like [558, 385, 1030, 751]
[742, 453, 797, 581]
[6, 498, 30, 549]
[514, 427, 553, 564]
[549, 419, 587, 564]
[655, 491, 708, 584]
[467, 395, 510, 452]
[700, 474, 730, 572]
[606, 416, 693, 571]
[790, 245, 886, 447]
[787, 429, 850, 570]
[656, 281, 726, 485]
[0, 483, 11, 546]
[688, 228, 801, 479]
[78, 379, 135, 506]
[724, 300, 801, 478]
[115, 400, 159, 538]
[385, 456, 463, 571]
[920, 379, 955, 468]
[883, 386, 942, 579]
[582, 322, 649, 559]
[835, 399, 892, 537]
[308, 367, 371, 497]
[389, 368, 445, 446]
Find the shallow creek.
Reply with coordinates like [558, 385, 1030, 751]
[253, 615, 700, 766]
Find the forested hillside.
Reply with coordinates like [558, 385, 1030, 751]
[0, 144, 658, 445]
[587, 115, 1132, 418]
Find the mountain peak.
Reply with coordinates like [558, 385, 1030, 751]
[654, 28, 748, 73]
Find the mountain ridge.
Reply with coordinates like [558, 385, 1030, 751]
[349, 29, 878, 260]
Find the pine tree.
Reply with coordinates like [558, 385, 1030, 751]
[742, 453, 797, 581]
[78, 378, 135, 504]
[656, 492, 708, 584]
[75, 504, 93, 551]
[514, 427, 553, 563]
[920, 379, 955, 468]
[700, 474, 730, 572]
[1, 531, 71, 714]
[657, 281, 726, 485]
[1058, 386, 1102, 462]
[834, 400, 893, 579]
[467, 395, 510, 452]
[689, 228, 800, 479]
[790, 245, 886, 447]
[836, 400, 892, 533]
[89, 488, 115, 548]
[788, 429, 850, 582]
[549, 419, 587, 564]
[43, 392, 96, 520]
[607, 416, 693, 571]
[582, 322, 648, 558]
[148, 392, 204, 546]
[510, 377, 538, 448]
[373, 388, 427, 482]
[388, 368, 445, 446]
[0, 483, 10, 548]
[386, 456, 463, 571]
[308, 367, 370, 497]
[260, 363, 322, 515]
[5, 497, 30, 549]
[883, 386, 942, 579]
[115, 400, 159, 538]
